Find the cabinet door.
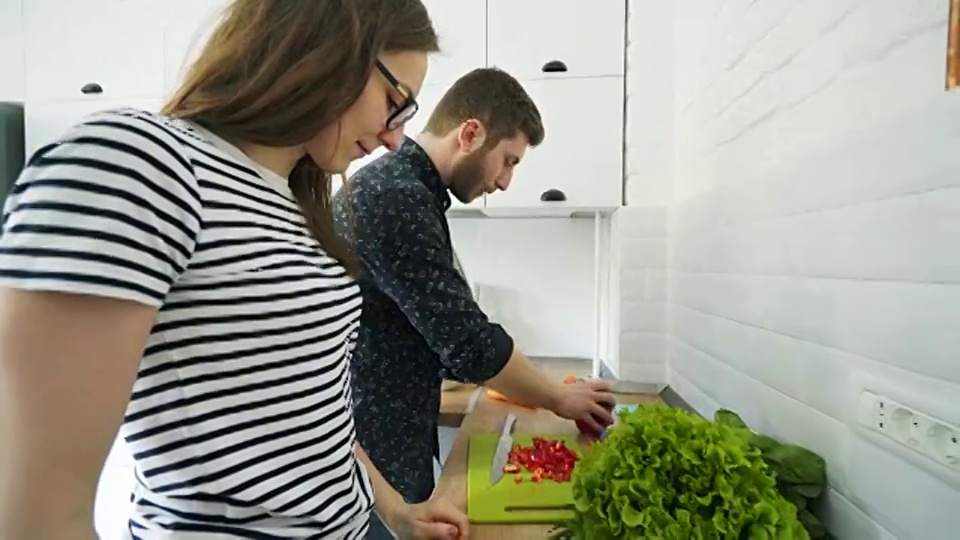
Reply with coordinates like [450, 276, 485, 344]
[421, 0, 487, 87]
[486, 0, 626, 80]
[23, 0, 165, 101]
[163, 0, 232, 96]
[24, 99, 162, 160]
[484, 78, 623, 210]
[0, 0, 24, 101]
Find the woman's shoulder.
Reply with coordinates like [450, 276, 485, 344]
[66, 106, 188, 141]
[55, 106, 230, 166]
[33, 107, 195, 171]
[17, 106, 205, 220]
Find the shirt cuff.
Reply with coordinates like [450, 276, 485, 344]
[479, 323, 514, 382]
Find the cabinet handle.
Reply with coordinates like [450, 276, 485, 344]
[541, 60, 568, 73]
[540, 188, 567, 202]
[80, 83, 103, 95]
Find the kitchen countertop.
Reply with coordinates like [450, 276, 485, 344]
[438, 383, 481, 425]
[435, 383, 664, 539]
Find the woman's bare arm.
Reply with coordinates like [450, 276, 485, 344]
[0, 289, 158, 539]
[0, 111, 200, 539]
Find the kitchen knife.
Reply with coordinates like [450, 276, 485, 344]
[489, 413, 517, 485]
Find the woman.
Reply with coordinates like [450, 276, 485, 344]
[0, 1, 467, 539]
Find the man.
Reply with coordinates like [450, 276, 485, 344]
[332, 66, 615, 515]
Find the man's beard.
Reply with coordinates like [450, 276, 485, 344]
[448, 151, 488, 204]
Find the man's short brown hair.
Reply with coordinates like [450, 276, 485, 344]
[422, 67, 544, 148]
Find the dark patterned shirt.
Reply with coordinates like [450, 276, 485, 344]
[332, 137, 514, 503]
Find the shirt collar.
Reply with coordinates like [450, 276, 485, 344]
[396, 136, 450, 212]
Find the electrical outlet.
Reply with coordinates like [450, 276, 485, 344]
[856, 390, 960, 471]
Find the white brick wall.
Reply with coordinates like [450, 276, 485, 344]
[600, 0, 677, 384]
[624, 0, 675, 206]
[605, 206, 669, 382]
[622, 0, 960, 538]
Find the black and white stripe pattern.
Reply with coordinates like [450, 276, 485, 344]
[0, 108, 374, 539]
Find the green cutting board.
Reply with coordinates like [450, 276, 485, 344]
[467, 433, 586, 523]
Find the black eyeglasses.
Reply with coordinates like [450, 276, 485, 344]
[376, 60, 418, 131]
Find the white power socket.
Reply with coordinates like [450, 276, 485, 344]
[856, 390, 959, 470]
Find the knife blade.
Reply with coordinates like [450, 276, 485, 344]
[489, 413, 517, 485]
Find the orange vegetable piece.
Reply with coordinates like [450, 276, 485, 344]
[485, 389, 536, 408]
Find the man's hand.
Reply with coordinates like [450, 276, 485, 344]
[550, 379, 617, 433]
[386, 497, 469, 539]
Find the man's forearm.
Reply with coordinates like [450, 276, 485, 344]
[354, 444, 405, 525]
[483, 346, 564, 410]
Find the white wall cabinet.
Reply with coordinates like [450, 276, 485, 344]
[21, 0, 165, 155]
[16, 0, 627, 213]
[417, 0, 628, 214]
[23, 0, 164, 102]
[421, 0, 487, 88]
[486, 0, 626, 80]
[0, 0, 25, 101]
[162, 0, 231, 96]
[484, 77, 624, 211]
[479, 0, 626, 213]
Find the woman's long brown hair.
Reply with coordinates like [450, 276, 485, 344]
[161, 0, 439, 274]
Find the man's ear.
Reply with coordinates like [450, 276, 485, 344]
[456, 119, 486, 153]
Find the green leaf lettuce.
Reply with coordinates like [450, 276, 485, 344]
[557, 405, 810, 539]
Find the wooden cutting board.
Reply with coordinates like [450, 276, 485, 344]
[467, 433, 587, 523]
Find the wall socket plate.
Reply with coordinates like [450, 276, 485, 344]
[855, 390, 959, 471]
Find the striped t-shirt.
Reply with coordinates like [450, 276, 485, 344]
[0, 108, 375, 538]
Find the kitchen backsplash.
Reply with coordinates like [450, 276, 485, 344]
[449, 217, 599, 359]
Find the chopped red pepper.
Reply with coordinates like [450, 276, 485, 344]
[514, 475, 523, 484]
[506, 437, 580, 483]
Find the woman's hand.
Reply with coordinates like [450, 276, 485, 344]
[386, 497, 469, 539]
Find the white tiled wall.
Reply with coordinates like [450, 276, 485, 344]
[598, 0, 676, 385]
[618, 0, 960, 538]
[603, 206, 669, 382]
